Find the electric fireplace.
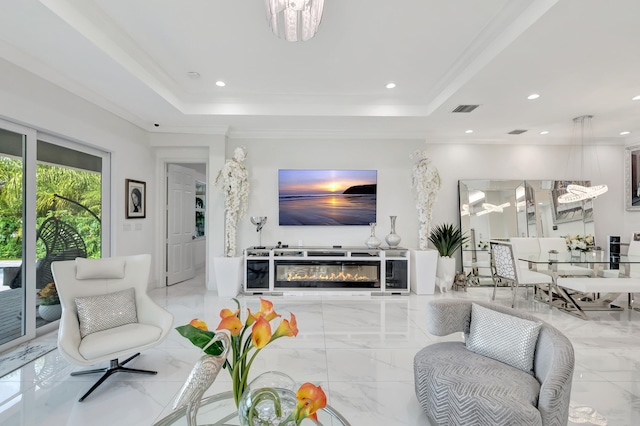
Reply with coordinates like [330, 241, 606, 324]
[274, 260, 380, 289]
[244, 246, 409, 294]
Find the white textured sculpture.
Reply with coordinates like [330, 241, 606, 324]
[411, 150, 441, 250]
[215, 147, 250, 257]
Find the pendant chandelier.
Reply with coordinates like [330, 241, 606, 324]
[265, 0, 325, 42]
[557, 115, 608, 204]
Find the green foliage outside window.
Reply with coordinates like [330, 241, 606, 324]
[0, 157, 102, 259]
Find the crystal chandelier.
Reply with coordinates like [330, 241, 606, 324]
[557, 115, 608, 204]
[265, 0, 325, 42]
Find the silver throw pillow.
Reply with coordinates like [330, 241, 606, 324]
[466, 303, 542, 374]
[75, 288, 138, 338]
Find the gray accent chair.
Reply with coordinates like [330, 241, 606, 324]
[414, 299, 574, 426]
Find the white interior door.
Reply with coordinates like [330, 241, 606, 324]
[167, 164, 196, 285]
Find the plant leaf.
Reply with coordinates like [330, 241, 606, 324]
[428, 223, 470, 257]
[175, 324, 226, 355]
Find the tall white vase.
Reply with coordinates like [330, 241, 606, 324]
[436, 256, 456, 293]
[410, 249, 438, 294]
[213, 256, 243, 297]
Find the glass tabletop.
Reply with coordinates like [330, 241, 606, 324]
[153, 391, 350, 426]
[518, 254, 640, 265]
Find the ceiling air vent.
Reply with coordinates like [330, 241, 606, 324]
[508, 129, 528, 135]
[451, 105, 479, 113]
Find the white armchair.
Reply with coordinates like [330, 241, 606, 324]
[51, 254, 174, 402]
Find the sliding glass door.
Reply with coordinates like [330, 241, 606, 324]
[34, 140, 104, 329]
[0, 119, 110, 351]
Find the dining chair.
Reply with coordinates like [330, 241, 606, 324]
[490, 241, 553, 308]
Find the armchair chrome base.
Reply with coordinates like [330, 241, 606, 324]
[71, 353, 157, 402]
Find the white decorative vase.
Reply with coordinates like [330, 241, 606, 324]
[38, 304, 62, 321]
[385, 215, 401, 248]
[436, 256, 456, 293]
[366, 222, 381, 248]
[410, 249, 438, 294]
[213, 256, 243, 297]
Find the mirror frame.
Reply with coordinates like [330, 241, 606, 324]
[625, 144, 640, 211]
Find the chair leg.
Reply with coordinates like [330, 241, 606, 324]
[511, 281, 519, 308]
[492, 279, 498, 301]
[73, 354, 158, 402]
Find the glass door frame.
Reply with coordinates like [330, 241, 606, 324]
[0, 118, 37, 352]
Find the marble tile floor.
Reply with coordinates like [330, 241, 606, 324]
[1, 274, 639, 426]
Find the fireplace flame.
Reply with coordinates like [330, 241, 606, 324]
[286, 271, 373, 282]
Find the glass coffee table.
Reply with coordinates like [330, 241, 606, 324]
[153, 391, 350, 426]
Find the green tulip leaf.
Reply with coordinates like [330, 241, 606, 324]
[175, 324, 225, 356]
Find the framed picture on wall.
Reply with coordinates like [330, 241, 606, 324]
[625, 144, 640, 211]
[126, 179, 146, 219]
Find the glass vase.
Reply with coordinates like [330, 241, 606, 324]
[385, 215, 401, 248]
[365, 222, 381, 248]
[238, 371, 298, 426]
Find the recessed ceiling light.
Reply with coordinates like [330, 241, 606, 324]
[527, 93, 540, 100]
[386, 83, 396, 89]
[620, 131, 631, 135]
[540, 131, 549, 135]
[186, 71, 200, 79]
[465, 130, 474, 134]
[632, 95, 640, 101]
[215, 81, 226, 87]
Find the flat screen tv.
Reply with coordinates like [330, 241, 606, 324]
[279, 169, 377, 226]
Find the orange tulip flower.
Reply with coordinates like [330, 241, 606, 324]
[217, 315, 243, 336]
[189, 318, 208, 331]
[220, 308, 239, 319]
[258, 298, 280, 321]
[246, 298, 280, 326]
[295, 382, 327, 422]
[251, 316, 273, 348]
[271, 313, 299, 340]
[245, 307, 259, 326]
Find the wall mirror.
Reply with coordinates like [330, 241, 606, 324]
[459, 179, 596, 286]
[459, 179, 596, 247]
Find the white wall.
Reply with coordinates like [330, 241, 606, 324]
[227, 138, 425, 251]
[224, 140, 624, 256]
[0, 57, 631, 290]
[0, 59, 159, 283]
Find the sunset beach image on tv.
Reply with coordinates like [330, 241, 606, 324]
[279, 169, 377, 226]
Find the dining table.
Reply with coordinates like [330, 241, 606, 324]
[517, 252, 640, 320]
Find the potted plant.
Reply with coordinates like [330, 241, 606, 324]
[213, 147, 250, 297]
[428, 223, 469, 292]
[37, 281, 62, 321]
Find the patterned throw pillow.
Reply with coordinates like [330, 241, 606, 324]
[75, 288, 138, 338]
[466, 303, 542, 374]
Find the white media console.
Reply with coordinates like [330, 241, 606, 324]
[244, 246, 410, 295]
